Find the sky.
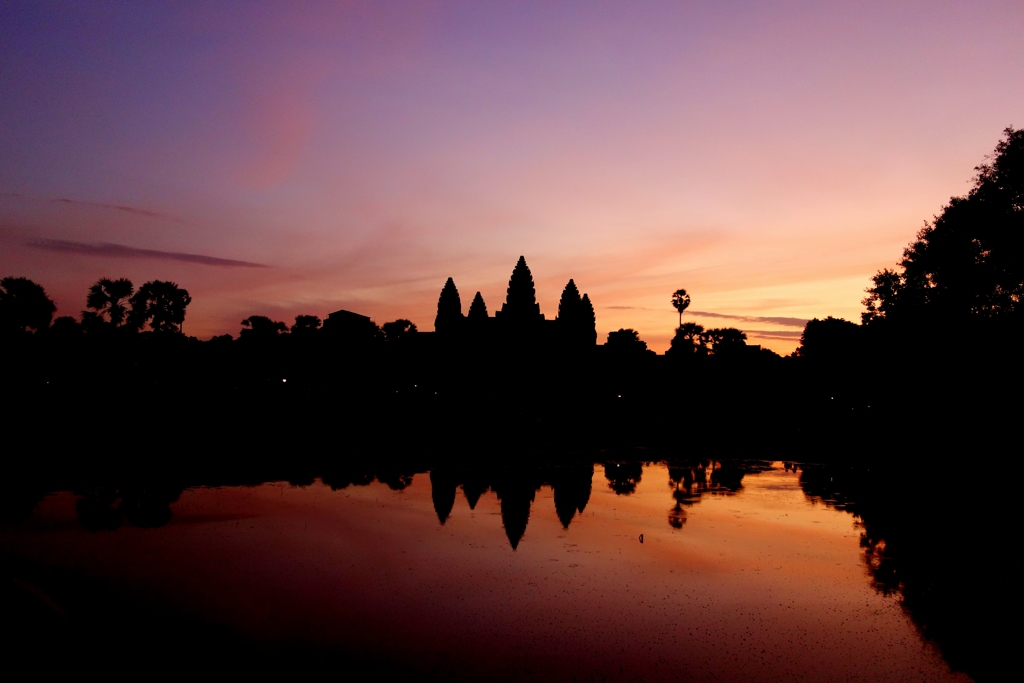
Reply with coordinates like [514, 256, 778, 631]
[1, 1, 1022, 353]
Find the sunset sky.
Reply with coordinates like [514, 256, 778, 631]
[2, 2, 1022, 353]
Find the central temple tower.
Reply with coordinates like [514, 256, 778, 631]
[497, 256, 544, 323]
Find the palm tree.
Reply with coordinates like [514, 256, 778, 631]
[86, 278, 134, 327]
[671, 289, 691, 327]
[129, 280, 191, 333]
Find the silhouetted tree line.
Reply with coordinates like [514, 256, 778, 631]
[0, 276, 191, 336]
[782, 127, 1024, 450]
[5, 130, 1022, 454]
[2, 255, 794, 457]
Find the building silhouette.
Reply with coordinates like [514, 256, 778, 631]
[430, 255, 597, 352]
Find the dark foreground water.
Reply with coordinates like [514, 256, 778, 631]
[0, 461, 990, 681]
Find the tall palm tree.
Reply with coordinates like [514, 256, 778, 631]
[671, 289, 691, 328]
[86, 278, 134, 326]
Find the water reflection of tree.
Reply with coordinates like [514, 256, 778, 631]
[800, 463, 1018, 683]
[664, 460, 770, 530]
[604, 462, 643, 494]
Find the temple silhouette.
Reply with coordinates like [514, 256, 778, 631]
[434, 255, 596, 349]
[324, 256, 597, 353]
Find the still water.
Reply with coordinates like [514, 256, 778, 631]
[1, 461, 970, 681]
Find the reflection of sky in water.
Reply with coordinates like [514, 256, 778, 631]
[6, 463, 968, 682]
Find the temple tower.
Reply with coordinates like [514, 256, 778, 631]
[498, 256, 543, 323]
[580, 292, 597, 344]
[467, 291, 488, 320]
[434, 277, 463, 333]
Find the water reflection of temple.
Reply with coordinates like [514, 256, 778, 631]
[27, 461, 771, 549]
[9, 459, 1003, 680]
[428, 464, 595, 549]
[426, 460, 769, 549]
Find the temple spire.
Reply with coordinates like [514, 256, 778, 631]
[435, 277, 463, 333]
[557, 279, 582, 322]
[499, 256, 542, 321]
[580, 293, 597, 344]
[468, 291, 488, 320]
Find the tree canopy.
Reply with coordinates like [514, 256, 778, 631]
[668, 323, 747, 356]
[85, 278, 134, 328]
[240, 315, 288, 339]
[671, 289, 690, 327]
[606, 328, 649, 355]
[129, 280, 191, 333]
[291, 315, 322, 334]
[0, 277, 56, 333]
[668, 322, 705, 356]
[863, 127, 1024, 325]
[382, 319, 418, 343]
[705, 327, 747, 354]
[794, 317, 860, 361]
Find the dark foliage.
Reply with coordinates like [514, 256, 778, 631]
[671, 288, 690, 327]
[605, 328, 649, 355]
[793, 317, 859, 361]
[864, 127, 1024, 325]
[291, 315, 322, 334]
[240, 315, 288, 338]
[382, 319, 417, 343]
[85, 277, 134, 328]
[666, 322, 705, 356]
[0, 277, 56, 333]
[129, 280, 191, 333]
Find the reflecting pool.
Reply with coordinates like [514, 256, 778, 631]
[0, 461, 978, 681]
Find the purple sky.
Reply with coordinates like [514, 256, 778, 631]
[2, 1, 1022, 351]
